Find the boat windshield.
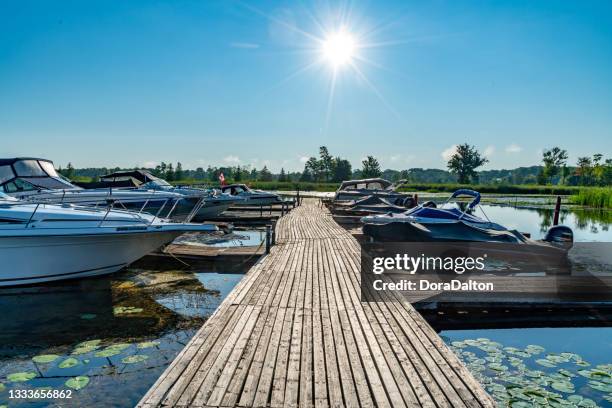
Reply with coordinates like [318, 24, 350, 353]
[142, 179, 172, 189]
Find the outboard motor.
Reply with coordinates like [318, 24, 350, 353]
[544, 225, 574, 249]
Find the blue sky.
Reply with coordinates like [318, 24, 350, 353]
[1, 0, 611, 172]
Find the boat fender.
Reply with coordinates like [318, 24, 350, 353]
[422, 201, 437, 208]
[544, 225, 573, 244]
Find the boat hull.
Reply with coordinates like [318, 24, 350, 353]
[0, 230, 183, 286]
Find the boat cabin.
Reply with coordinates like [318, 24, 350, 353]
[337, 178, 394, 192]
[220, 184, 252, 196]
[0, 158, 76, 194]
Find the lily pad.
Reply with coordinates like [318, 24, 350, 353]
[113, 306, 143, 315]
[65, 376, 89, 390]
[94, 343, 131, 358]
[121, 355, 149, 364]
[75, 339, 101, 348]
[58, 358, 80, 369]
[7, 371, 37, 382]
[536, 359, 557, 368]
[137, 341, 160, 349]
[550, 381, 574, 393]
[32, 354, 60, 364]
[587, 380, 612, 393]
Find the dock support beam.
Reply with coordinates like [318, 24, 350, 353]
[265, 225, 271, 254]
[553, 195, 561, 225]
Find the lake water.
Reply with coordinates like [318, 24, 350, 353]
[440, 326, 612, 407]
[0, 269, 244, 407]
[0, 205, 610, 407]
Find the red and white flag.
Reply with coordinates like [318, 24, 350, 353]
[218, 172, 226, 186]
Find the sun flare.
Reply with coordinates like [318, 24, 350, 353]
[322, 29, 356, 68]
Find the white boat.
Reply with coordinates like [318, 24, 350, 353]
[220, 184, 282, 206]
[94, 170, 244, 219]
[0, 193, 217, 287]
[334, 178, 411, 202]
[0, 158, 203, 221]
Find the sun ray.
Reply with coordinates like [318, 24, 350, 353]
[348, 61, 401, 119]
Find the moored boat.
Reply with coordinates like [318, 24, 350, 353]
[0, 193, 217, 286]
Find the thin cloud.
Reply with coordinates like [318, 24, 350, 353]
[230, 42, 260, 49]
[299, 156, 309, 163]
[441, 145, 457, 162]
[505, 144, 523, 153]
[223, 155, 241, 164]
[484, 145, 495, 157]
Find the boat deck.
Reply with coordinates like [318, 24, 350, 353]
[138, 198, 495, 408]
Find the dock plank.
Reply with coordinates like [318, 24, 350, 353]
[137, 198, 495, 408]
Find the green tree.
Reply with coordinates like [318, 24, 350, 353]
[278, 168, 288, 182]
[361, 156, 382, 178]
[165, 163, 175, 181]
[64, 162, 75, 179]
[175, 162, 183, 181]
[446, 144, 488, 184]
[576, 156, 593, 185]
[541, 147, 568, 184]
[319, 146, 333, 182]
[194, 167, 205, 180]
[299, 168, 313, 182]
[331, 158, 352, 182]
[258, 165, 273, 181]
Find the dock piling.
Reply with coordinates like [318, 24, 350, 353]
[553, 195, 561, 225]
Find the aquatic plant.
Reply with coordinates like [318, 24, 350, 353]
[94, 343, 131, 358]
[32, 354, 60, 364]
[113, 306, 144, 315]
[571, 188, 612, 209]
[136, 341, 160, 349]
[58, 358, 80, 369]
[0, 383, 5, 392]
[449, 338, 611, 407]
[65, 376, 89, 390]
[6, 372, 37, 382]
[121, 355, 149, 364]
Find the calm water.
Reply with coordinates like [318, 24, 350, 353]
[0, 269, 244, 407]
[0, 205, 610, 407]
[441, 327, 612, 407]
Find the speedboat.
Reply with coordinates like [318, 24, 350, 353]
[334, 178, 412, 202]
[88, 170, 244, 218]
[361, 189, 573, 250]
[332, 195, 415, 216]
[0, 192, 217, 286]
[0, 158, 202, 221]
[220, 184, 282, 206]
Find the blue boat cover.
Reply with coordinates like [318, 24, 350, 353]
[405, 206, 488, 224]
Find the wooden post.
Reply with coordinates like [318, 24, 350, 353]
[281, 202, 285, 217]
[296, 185, 300, 206]
[553, 195, 561, 226]
[414, 193, 418, 206]
[271, 220, 276, 245]
[265, 225, 271, 254]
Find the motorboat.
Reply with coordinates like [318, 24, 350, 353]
[0, 158, 201, 220]
[334, 178, 412, 202]
[332, 195, 415, 216]
[220, 184, 282, 206]
[0, 158, 203, 221]
[361, 189, 573, 254]
[0, 192, 217, 286]
[87, 170, 244, 218]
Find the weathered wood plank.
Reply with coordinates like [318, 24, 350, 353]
[137, 198, 494, 408]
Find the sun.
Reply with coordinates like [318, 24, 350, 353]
[322, 29, 356, 68]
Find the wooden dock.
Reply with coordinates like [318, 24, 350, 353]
[138, 198, 494, 408]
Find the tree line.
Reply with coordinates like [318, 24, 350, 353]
[58, 145, 611, 186]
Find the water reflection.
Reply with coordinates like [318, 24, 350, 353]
[476, 205, 612, 242]
[0, 268, 243, 407]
